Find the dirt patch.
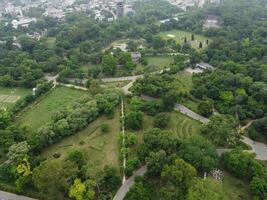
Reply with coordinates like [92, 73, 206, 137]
[167, 34, 176, 38]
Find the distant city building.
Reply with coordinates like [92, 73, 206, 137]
[116, 0, 125, 18]
[167, 0, 220, 11]
[12, 17, 37, 29]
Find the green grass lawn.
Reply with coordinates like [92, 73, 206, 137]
[146, 56, 174, 67]
[168, 111, 202, 138]
[134, 56, 174, 74]
[158, 30, 210, 49]
[174, 71, 193, 94]
[0, 87, 31, 109]
[221, 171, 252, 200]
[81, 64, 101, 73]
[41, 108, 121, 178]
[16, 86, 87, 135]
[46, 37, 56, 47]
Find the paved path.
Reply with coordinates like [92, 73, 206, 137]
[0, 191, 37, 200]
[141, 95, 210, 124]
[113, 166, 147, 200]
[59, 83, 88, 91]
[242, 136, 267, 160]
[101, 75, 141, 83]
[174, 103, 210, 124]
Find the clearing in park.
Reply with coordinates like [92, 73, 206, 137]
[158, 30, 210, 49]
[41, 107, 121, 177]
[16, 86, 87, 135]
[0, 87, 31, 109]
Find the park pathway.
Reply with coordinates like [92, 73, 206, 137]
[0, 190, 37, 200]
[121, 99, 126, 184]
[113, 166, 147, 200]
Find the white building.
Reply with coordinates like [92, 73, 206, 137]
[12, 18, 37, 29]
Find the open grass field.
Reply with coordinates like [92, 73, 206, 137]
[174, 71, 194, 94]
[221, 171, 252, 200]
[158, 30, 210, 49]
[146, 56, 174, 67]
[0, 87, 31, 109]
[16, 86, 87, 135]
[41, 108, 121, 177]
[133, 110, 202, 144]
[168, 111, 202, 138]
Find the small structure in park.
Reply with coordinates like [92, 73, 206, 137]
[131, 52, 141, 63]
[195, 62, 214, 71]
[203, 15, 220, 29]
[210, 169, 224, 181]
[185, 62, 214, 74]
[32, 88, 37, 96]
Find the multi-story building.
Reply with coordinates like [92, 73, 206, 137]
[116, 0, 124, 18]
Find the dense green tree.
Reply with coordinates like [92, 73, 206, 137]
[198, 99, 214, 118]
[146, 150, 168, 177]
[101, 54, 117, 76]
[161, 158, 197, 200]
[179, 136, 219, 172]
[33, 160, 79, 198]
[250, 176, 267, 199]
[154, 112, 170, 128]
[99, 166, 121, 193]
[0, 111, 11, 129]
[7, 141, 30, 164]
[67, 150, 85, 167]
[224, 149, 266, 179]
[125, 111, 144, 130]
[124, 181, 150, 200]
[187, 178, 226, 200]
[202, 115, 240, 146]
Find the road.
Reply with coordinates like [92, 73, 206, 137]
[0, 191, 37, 200]
[113, 166, 147, 200]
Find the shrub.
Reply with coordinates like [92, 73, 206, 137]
[125, 111, 144, 130]
[101, 123, 110, 133]
[67, 150, 85, 167]
[125, 157, 140, 177]
[154, 112, 170, 128]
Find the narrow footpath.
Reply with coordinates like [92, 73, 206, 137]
[121, 99, 126, 184]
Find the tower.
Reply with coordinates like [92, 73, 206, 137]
[116, 0, 125, 18]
